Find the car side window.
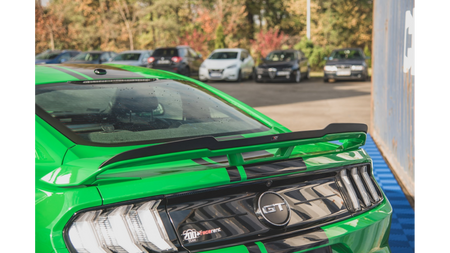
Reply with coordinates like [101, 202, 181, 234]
[240, 51, 247, 61]
[178, 48, 187, 57]
[142, 52, 150, 61]
[188, 48, 197, 58]
[101, 53, 109, 62]
[59, 53, 71, 61]
[70, 52, 79, 57]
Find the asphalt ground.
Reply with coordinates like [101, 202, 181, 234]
[207, 77, 371, 132]
[209, 77, 415, 252]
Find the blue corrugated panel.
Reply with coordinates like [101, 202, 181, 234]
[363, 134, 414, 252]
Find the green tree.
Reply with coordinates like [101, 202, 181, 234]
[364, 44, 371, 68]
[215, 24, 225, 49]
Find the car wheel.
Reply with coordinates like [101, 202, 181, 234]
[181, 67, 190, 77]
[253, 69, 259, 81]
[236, 70, 242, 82]
[293, 70, 301, 83]
[323, 78, 329, 83]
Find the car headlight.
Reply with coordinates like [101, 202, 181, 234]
[227, 64, 237, 69]
[67, 199, 177, 253]
[351, 65, 364, 71]
[324, 65, 337, 71]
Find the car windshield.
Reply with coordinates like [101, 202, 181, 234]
[113, 53, 141, 61]
[208, 52, 238, 59]
[36, 51, 61, 60]
[266, 51, 296, 62]
[35, 80, 269, 145]
[72, 52, 101, 61]
[329, 49, 364, 60]
[153, 48, 178, 57]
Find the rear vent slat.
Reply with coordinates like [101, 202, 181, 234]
[339, 165, 382, 213]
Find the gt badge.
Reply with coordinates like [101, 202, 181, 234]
[254, 191, 291, 228]
[182, 227, 222, 243]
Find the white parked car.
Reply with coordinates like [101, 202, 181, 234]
[199, 48, 254, 82]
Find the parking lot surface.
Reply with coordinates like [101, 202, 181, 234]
[208, 77, 372, 131]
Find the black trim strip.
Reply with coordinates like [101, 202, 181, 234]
[226, 166, 241, 182]
[209, 155, 229, 165]
[59, 64, 146, 79]
[45, 65, 86, 80]
[100, 123, 367, 168]
[216, 135, 244, 141]
[245, 243, 262, 253]
[303, 246, 332, 253]
[244, 158, 307, 180]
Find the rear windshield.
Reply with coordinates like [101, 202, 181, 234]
[36, 80, 269, 145]
[112, 53, 141, 61]
[152, 48, 179, 57]
[209, 52, 238, 59]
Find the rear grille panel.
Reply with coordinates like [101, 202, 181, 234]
[165, 162, 382, 251]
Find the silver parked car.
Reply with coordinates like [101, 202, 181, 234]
[108, 50, 153, 67]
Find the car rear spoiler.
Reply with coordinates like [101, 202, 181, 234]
[100, 123, 368, 169]
[43, 123, 367, 187]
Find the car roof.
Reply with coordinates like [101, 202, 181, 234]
[213, 48, 245, 52]
[82, 51, 112, 54]
[332, 48, 363, 51]
[269, 49, 298, 53]
[119, 50, 152, 54]
[35, 63, 188, 85]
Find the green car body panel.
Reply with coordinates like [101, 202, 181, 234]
[35, 64, 392, 253]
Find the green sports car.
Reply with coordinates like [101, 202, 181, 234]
[36, 64, 392, 253]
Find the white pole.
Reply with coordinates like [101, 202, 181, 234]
[307, 0, 311, 39]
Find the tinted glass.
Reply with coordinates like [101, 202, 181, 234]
[153, 48, 179, 57]
[35, 80, 269, 145]
[266, 51, 296, 61]
[329, 49, 364, 60]
[36, 51, 61, 60]
[113, 53, 141, 61]
[59, 53, 71, 61]
[209, 52, 238, 59]
[72, 52, 101, 61]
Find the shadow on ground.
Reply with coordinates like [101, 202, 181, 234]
[206, 77, 371, 107]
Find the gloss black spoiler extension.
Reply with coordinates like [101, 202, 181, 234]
[99, 123, 368, 169]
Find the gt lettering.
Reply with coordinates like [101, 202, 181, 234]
[262, 203, 285, 214]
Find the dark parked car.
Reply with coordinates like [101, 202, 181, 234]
[255, 49, 310, 83]
[35, 50, 80, 64]
[323, 48, 370, 82]
[147, 46, 203, 77]
[68, 51, 117, 64]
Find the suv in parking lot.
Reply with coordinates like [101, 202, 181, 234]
[147, 45, 203, 77]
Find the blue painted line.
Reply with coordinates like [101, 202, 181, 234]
[363, 134, 414, 253]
